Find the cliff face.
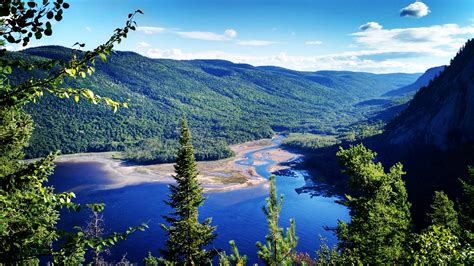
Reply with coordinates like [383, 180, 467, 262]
[384, 39, 474, 150]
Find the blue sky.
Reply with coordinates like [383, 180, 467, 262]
[11, 0, 474, 73]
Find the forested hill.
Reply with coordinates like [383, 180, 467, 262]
[18, 46, 419, 161]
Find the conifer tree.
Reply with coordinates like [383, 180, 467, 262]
[426, 191, 460, 233]
[161, 118, 217, 265]
[335, 144, 411, 264]
[256, 175, 298, 265]
[219, 240, 248, 266]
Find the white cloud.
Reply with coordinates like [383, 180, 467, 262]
[137, 26, 166, 35]
[400, 1, 430, 18]
[142, 47, 428, 73]
[236, 40, 277, 46]
[177, 29, 237, 41]
[359, 22, 383, 31]
[305, 40, 323, 45]
[85, 26, 92, 32]
[224, 29, 237, 38]
[177, 31, 226, 41]
[351, 24, 474, 57]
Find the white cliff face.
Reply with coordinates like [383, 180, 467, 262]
[385, 40, 474, 150]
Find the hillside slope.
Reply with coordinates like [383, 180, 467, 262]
[384, 40, 474, 150]
[18, 46, 419, 159]
[372, 39, 474, 226]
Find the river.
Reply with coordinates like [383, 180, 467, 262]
[49, 136, 349, 264]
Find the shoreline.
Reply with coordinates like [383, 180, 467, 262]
[54, 137, 302, 193]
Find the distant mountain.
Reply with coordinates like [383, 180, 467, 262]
[258, 66, 420, 100]
[383, 66, 446, 97]
[15, 46, 419, 159]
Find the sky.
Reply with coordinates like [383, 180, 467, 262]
[9, 0, 474, 73]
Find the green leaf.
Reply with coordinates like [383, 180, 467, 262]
[99, 53, 107, 62]
[74, 95, 79, 103]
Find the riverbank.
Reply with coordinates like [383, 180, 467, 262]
[54, 137, 302, 192]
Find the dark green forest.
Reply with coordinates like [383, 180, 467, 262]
[12, 46, 418, 162]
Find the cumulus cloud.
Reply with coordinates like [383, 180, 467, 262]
[177, 29, 237, 41]
[400, 1, 430, 18]
[236, 40, 276, 46]
[305, 40, 323, 45]
[359, 22, 383, 31]
[85, 26, 92, 32]
[137, 26, 166, 35]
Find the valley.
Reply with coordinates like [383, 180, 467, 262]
[49, 135, 348, 263]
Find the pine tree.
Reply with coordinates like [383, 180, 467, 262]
[256, 175, 298, 265]
[160, 118, 217, 265]
[426, 191, 460, 233]
[335, 144, 412, 264]
[218, 240, 248, 266]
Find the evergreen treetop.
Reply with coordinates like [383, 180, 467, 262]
[160, 118, 217, 265]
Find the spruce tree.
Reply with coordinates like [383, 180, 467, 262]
[161, 118, 217, 265]
[256, 175, 298, 265]
[336, 144, 412, 264]
[426, 191, 460, 233]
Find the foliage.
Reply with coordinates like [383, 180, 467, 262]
[1, 0, 68, 48]
[281, 133, 340, 151]
[219, 240, 248, 266]
[314, 237, 340, 265]
[160, 119, 217, 265]
[0, 1, 146, 264]
[335, 144, 412, 264]
[409, 225, 471, 264]
[144, 252, 160, 266]
[426, 191, 460, 233]
[340, 120, 385, 142]
[123, 136, 235, 164]
[460, 166, 474, 244]
[256, 175, 298, 265]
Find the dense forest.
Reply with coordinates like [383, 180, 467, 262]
[8, 46, 419, 162]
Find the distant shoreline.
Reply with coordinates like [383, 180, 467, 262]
[54, 137, 302, 193]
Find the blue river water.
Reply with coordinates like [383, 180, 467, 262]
[48, 137, 349, 264]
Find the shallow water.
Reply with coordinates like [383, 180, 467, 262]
[49, 137, 349, 264]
